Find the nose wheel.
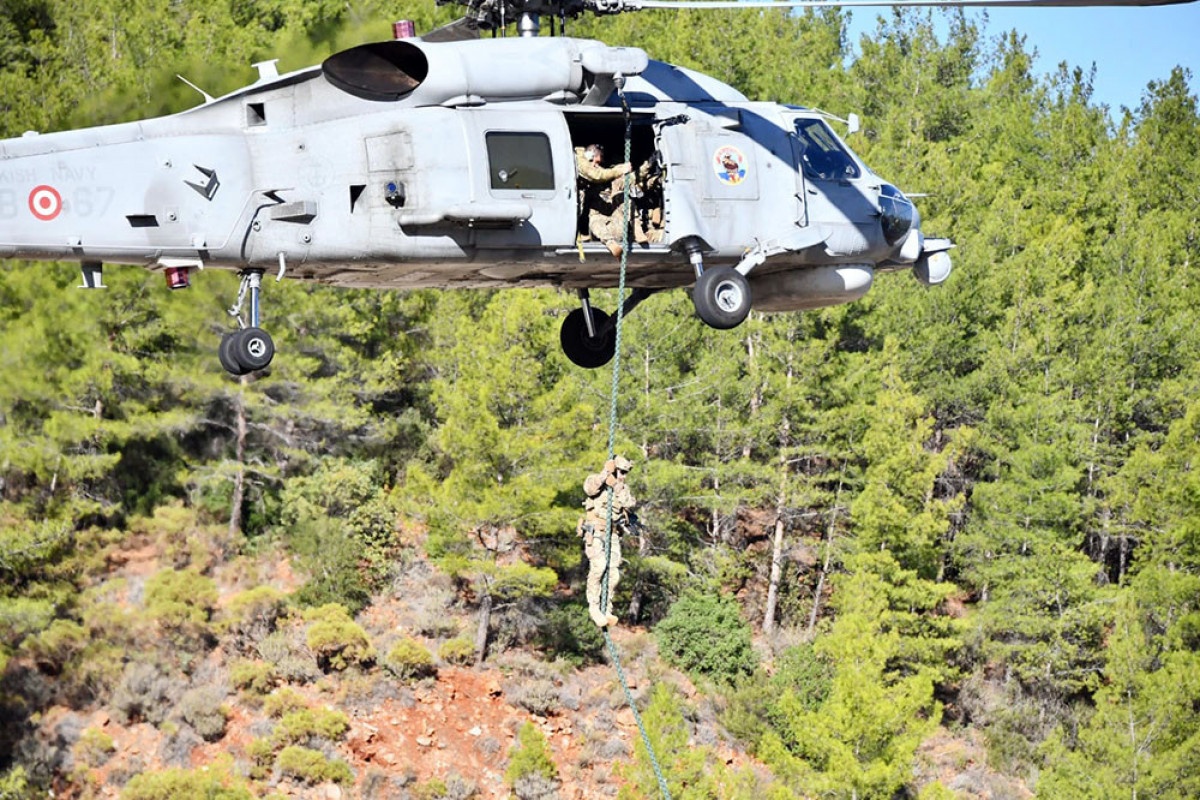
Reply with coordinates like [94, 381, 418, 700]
[221, 270, 276, 376]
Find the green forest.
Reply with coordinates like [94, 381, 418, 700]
[2, 1, 1199, 798]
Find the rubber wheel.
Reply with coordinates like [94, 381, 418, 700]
[560, 308, 615, 369]
[218, 332, 246, 376]
[231, 327, 275, 372]
[692, 266, 752, 330]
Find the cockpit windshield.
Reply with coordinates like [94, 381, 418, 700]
[793, 118, 860, 181]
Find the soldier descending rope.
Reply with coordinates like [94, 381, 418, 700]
[575, 144, 634, 258]
[578, 455, 637, 628]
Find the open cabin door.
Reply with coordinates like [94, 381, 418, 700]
[461, 109, 576, 249]
[562, 110, 665, 251]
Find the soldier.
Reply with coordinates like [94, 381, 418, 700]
[633, 156, 665, 245]
[578, 455, 637, 628]
[575, 143, 633, 258]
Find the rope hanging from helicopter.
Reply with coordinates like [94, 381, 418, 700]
[597, 75, 674, 800]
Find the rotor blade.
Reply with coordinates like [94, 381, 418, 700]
[420, 17, 481, 42]
[631, 0, 1195, 8]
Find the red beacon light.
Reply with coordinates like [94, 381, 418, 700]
[164, 266, 191, 290]
[393, 20, 416, 39]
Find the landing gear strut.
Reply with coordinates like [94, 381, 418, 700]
[221, 270, 275, 376]
[560, 288, 655, 369]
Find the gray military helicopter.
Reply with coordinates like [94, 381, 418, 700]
[0, 0, 1192, 374]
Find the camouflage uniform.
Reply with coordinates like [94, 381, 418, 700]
[633, 159, 665, 244]
[578, 456, 637, 628]
[575, 146, 630, 254]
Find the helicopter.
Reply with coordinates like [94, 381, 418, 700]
[0, 0, 1192, 375]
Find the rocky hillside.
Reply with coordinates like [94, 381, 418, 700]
[3, 507, 1034, 799]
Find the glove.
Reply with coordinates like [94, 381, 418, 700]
[605, 474, 617, 487]
[603, 459, 617, 474]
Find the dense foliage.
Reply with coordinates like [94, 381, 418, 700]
[2, 1, 1199, 797]
[656, 592, 757, 684]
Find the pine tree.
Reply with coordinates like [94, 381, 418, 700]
[760, 569, 941, 799]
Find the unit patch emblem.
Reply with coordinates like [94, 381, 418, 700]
[713, 145, 747, 186]
[28, 185, 62, 221]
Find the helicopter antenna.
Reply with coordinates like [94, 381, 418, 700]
[177, 75, 215, 104]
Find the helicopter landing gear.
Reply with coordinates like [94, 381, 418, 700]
[560, 288, 656, 369]
[561, 306, 615, 369]
[687, 244, 751, 330]
[221, 327, 275, 374]
[221, 270, 276, 376]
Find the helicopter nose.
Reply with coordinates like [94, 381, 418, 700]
[879, 184, 914, 246]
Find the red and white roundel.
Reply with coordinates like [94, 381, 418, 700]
[28, 185, 63, 221]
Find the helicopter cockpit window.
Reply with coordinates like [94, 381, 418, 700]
[793, 119, 861, 182]
[486, 132, 555, 191]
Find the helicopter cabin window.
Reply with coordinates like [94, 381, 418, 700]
[485, 132, 554, 191]
[246, 103, 267, 127]
[793, 119, 860, 181]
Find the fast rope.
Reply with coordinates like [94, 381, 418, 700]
[598, 76, 674, 800]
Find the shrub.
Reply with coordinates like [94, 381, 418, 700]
[505, 679, 559, 717]
[121, 759, 253, 799]
[341, 670, 405, 713]
[512, 775, 559, 800]
[131, 503, 229, 570]
[442, 774, 479, 799]
[723, 642, 832, 752]
[263, 687, 308, 718]
[410, 773, 477, 800]
[75, 727, 115, 766]
[144, 569, 218, 642]
[230, 660, 277, 695]
[111, 662, 181, 725]
[273, 708, 350, 745]
[276, 745, 353, 785]
[245, 738, 275, 780]
[304, 604, 375, 671]
[0, 596, 56, 649]
[412, 779, 447, 800]
[439, 636, 475, 665]
[411, 589, 460, 638]
[224, 586, 289, 642]
[158, 724, 203, 769]
[227, 586, 287, 621]
[538, 605, 605, 666]
[20, 619, 87, 674]
[918, 782, 959, 800]
[0, 767, 31, 798]
[361, 768, 416, 799]
[384, 638, 436, 681]
[257, 630, 320, 683]
[287, 514, 376, 614]
[505, 722, 558, 786]
[655, 592, 756, 684]
[178, 685, 229, 742]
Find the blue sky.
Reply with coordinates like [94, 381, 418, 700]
[843, 5, 1200, 115]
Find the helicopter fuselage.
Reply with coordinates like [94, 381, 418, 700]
[0, 36, 951, 315]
